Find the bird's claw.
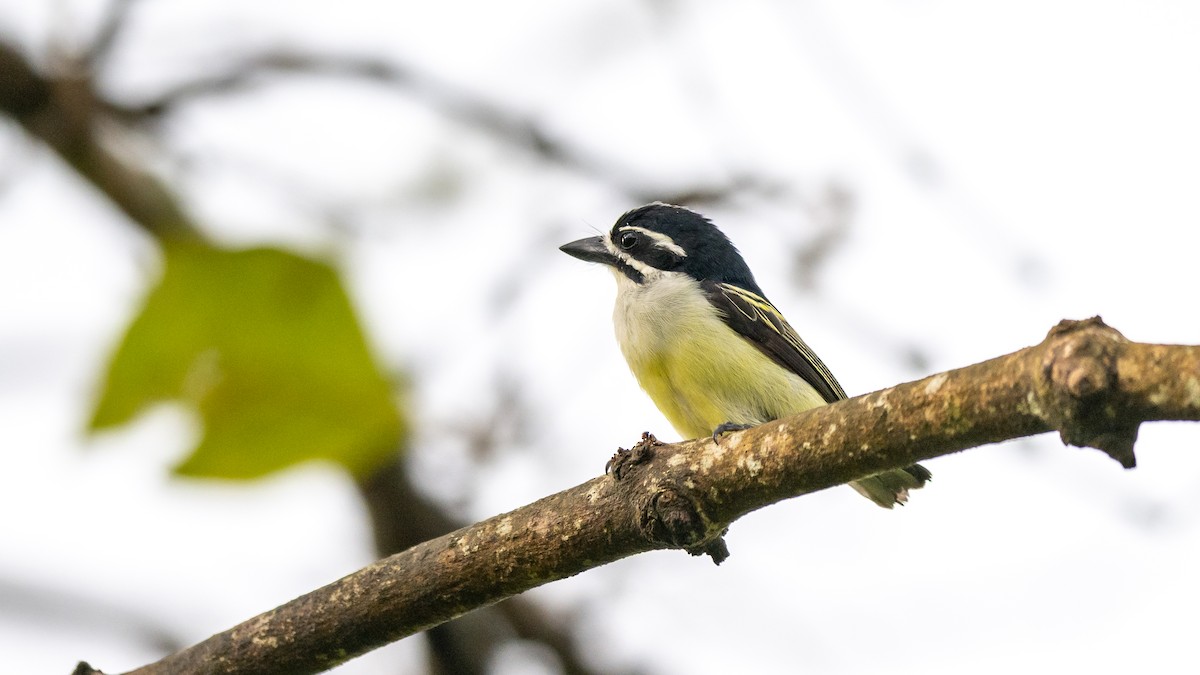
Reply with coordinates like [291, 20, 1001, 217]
[711, 422, 753, 444]
[606, 431, 660, 480]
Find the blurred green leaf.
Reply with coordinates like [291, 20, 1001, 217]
[89, 243, 405, 479]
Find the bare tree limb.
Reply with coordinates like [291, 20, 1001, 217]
[359, 455, 617, 675]
[74, 317, 1200, 675]
[0, 40, 201, 243]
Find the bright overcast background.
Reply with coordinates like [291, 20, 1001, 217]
[2, 1, 1199, 674]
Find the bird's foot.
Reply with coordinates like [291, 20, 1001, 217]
[711, 422, 753, 444]
[606, 431, 660, 480]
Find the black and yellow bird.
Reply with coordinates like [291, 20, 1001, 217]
[561, 203, 929, 507]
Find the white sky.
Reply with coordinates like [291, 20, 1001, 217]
[2, 1, 1199, 674]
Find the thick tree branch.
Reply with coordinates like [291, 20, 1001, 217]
[358, 456, 615, 675]
[75, 317, 1200, 675]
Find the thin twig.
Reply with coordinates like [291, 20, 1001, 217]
[83, 0, 140, 70]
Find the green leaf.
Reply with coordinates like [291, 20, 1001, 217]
[89, 243, 406, 479]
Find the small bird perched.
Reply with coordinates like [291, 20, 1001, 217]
[561, 203, 929, 508]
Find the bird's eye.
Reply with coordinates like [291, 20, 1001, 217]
[619, 232, 638, 249]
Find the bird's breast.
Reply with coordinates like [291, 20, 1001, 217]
[610, 272, 825, 439]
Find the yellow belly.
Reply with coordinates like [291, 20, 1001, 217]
[628, 332, 827, 439]
[612, 272, 827, 440]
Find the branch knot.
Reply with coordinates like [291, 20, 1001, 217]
[1039, 316, 1138, 467]
[638, 487, 729, 564]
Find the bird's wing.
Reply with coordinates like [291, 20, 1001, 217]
[703, 281, 847, 404]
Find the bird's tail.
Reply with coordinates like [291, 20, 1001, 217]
[850, 464, 932, 509]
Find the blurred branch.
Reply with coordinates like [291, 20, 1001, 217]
[83, 0, 140, 69]
[790, 182, 853, 291]
[109, 48, 791, 206]
[78, 317, 1200, 674]
[0, 576, 184, 655]
[0, 40, 201, 243]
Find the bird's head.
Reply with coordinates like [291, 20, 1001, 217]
[560, 203, 760, 291]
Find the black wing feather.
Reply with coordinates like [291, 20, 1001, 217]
[702, 280, 847, 404]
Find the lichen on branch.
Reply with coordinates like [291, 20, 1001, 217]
[75, 317, 1200, 675]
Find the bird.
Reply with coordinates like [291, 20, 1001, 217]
[560, 203, 930, 508]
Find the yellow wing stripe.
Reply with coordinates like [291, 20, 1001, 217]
[717, 283, 847, 401]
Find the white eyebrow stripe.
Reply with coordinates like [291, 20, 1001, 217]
[602, 230, 663, 280]
[616, 225, 687, 257]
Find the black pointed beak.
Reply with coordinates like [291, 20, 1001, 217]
[560, 235, 617, 266]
